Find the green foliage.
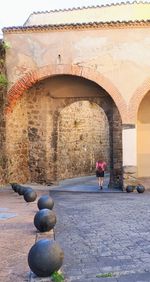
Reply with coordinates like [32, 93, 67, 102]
[51, 271, 65, 282]
[0, 40, 11, 57]
[96, 272, 113, 278]
[2, 41, 11, 49]
[0, 74, 8, 87]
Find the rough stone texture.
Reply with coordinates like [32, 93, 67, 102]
[57, 101, 109, 179]
[3, 15, 150, 186]
[6, 95, 30, 183]
[0, 40, 7, 184]
[123, 166, 138, 190]
[5, 75, 122, 185]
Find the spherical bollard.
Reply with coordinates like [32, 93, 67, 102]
[23, 190, 37, 202]
[23, 187, 34, 195]
[17, 186, 26, 195]
[37, 195, 54, 210]
[126, 185, 134, 193]
[11, 183, 21, 193]
[10, 183, 18, 191]
[136, 185, 145, 193]
[28, 239, 64, 277]
[34, 208, 57, 232]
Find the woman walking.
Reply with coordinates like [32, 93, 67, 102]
[96, 160, 107, 189]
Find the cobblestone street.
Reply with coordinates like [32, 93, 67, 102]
[1, 175, 150, 282]
[51, 188, 150, 282]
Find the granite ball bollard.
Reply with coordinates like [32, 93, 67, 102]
[136, 185, 145, 193]
[34, 208, 57, 232]
[23, 187, 34, 195]
[10, 183, 18, 192]
[11, 183, 21, 193]
[15, 185, 23, 193]
[126, 185, 134, 193]
[28, 239, 64, 277]
[37, 195, 54, 210]
[17, 186, 25, 195]
[23, 190, 37, 202]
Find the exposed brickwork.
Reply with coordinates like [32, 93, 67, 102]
[6, 64, 128, 123]
[6, 71, 38, 114]
[6, 76, 122, 184]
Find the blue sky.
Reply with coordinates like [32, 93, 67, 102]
[0, 0, 141, 37]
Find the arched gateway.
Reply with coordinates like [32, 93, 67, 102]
[3, 1, 150, 188]
[5, 70, 123, 187]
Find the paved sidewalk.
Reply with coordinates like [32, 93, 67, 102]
[1, 175, 150, 282]
[0, 186, 53, 282]
[49, 174, 122, 193]
[50, 189, 150, 282]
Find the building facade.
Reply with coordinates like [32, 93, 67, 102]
[1, 1, 150, 188]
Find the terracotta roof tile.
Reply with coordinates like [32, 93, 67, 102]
[28, 1, 149, 15]
[3, 20, 150, 33]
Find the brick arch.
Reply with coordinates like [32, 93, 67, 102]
[128, 77, 150, 123]
[6, 64, 127, 122]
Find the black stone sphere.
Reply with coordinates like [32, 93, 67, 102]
[23, 190, 37, 202]
[126, 185, 134, 193]
[11, 184, 22, 193]
[23, 187, 34, 195]
[37, 195, 54, 210]
[136, 185, 145, 193]
[28, 239, 64, 277]
[17, 186, 25, 195]
[10, 183, 18, 191]
[34, 208, 56, 232]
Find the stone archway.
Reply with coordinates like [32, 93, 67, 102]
[137, 91, 150, 177]
[6, 64, 127, 123]
[57, 101, 110, 180]
[128, 77, 150, 123]
[5, 71, 123, 186]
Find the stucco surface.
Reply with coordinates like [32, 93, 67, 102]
[4, 26, 150, 111]
[25, 3, 150, 26]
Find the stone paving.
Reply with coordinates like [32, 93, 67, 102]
[1, 175, 150, 281]
[0, 186, 53, 282]
[49, 177, 150, 282]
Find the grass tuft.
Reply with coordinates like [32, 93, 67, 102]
[96, 272, 113, 278]
[51, 271, 65, 282]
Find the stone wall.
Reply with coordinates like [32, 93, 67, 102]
[0, 40, 7, 184]
[57, 101, 109, 180]
[6, 96, 30, 183]
[6, 75, 122, 185]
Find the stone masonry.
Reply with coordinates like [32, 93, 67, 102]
[0, 40, 7, 184]
[5, 75, 122, 185]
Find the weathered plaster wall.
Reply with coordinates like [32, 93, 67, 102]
[137, 91, 150, 177]
[4, 25, 150, 119]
